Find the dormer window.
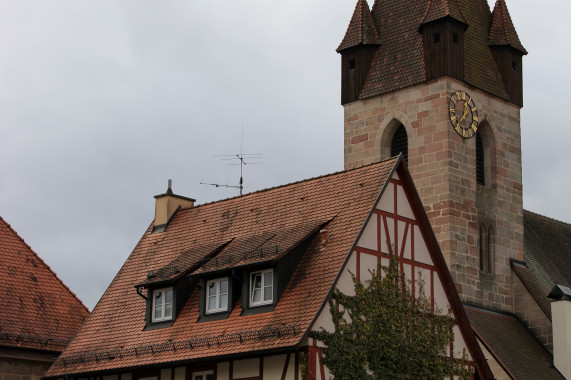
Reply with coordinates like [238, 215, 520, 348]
[250, 269, 273, 307]
[152, 287, 173, 322]
[206, 278, 229, 314]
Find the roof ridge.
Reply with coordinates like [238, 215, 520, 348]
[188, 158, 398, 211]
[0, 217, 90, 313]
[524, 209, 571, 227]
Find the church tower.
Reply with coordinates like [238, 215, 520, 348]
[339, 0, 526, 312]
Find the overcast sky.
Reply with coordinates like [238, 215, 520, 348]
[1, 0, 569, 310]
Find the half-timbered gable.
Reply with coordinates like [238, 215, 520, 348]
[310, 160, 490, 379]
[45, 157, 491, 380]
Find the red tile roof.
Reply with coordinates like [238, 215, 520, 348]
[336, 0, 380, 52]
[489, 0, 527, 54]
[340, 0, 524, 101]
[46, 159, 398, 377]
[420, 0, 468, 26]
[0, 217, 89, 353]
[466, 306, 564, 380]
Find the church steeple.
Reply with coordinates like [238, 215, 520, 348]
[420, 0, 468, 82]
[489, 0, 527, 106]
[337, 0, 380, 105]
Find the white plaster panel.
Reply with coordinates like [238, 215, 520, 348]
[393, 172, 400, 180]
[264, 355, 287, 380]
[160, 368, 171, 380]
[380, 257, 390, 277]
[360, 253, 378, 283]
[433, 272, 450, 316]
[233, 358, 259, 378]
[377, 182, 394, 213]
[174, 367, 185, 380]
[453, 325, 471, 360]
[312, 304, 334, 333]
[396, 184, 415, 220]
[337, 252, 356, 296]
[403, 263, 412, 285]
[414, 226, 433, 265]
[217, 362, 230, 380]
[382, 217, 394, 254]
[398, 220, 410, 259]
[315, 351, 322, 380]
[358, 213, 378, 251]
[120, 374, 132, 380]
[415, 267, 431, 300]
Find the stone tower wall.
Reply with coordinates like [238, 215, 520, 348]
[344, 77, 523, 312]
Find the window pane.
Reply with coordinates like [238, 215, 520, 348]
[220, 279, 228, 294]
[252, 288, 261, 303]
[206, 375, 214, 380]
[264, 271, 273, 287]
[165, 303, 172, 318]
[219, 294, 228, 310]
[155, 291, 162, 301]
[263, 286, 272, 302]
[253, 274, 262, 289]
[166, 289, 173, 304]
[208, 296, 216, 311]
[208, 282, 216, 297]
[154, 305, 162, 320]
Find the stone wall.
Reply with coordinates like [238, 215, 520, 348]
[344, 77, 523, 312]
[0, 358, 51, 380]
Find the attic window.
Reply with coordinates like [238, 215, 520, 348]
[206, 278, 228, 314]
[512, 60, 517, 71]
[193, 372, 214, 380]
[152, 287, 173, 322]
[433, 33, 440, 44]
[453, 33, 458, 44]
[250, 269, 273, 307]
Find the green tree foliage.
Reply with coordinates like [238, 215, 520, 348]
[310, 253, 472, 380]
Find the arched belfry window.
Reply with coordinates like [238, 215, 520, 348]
[391, 124, 408, 164]
[476, 130, 485, 186]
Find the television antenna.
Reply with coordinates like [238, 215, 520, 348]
[200, 127, 262, 196]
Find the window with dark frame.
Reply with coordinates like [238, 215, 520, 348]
[391, 124, 408, 164]
[476, 130, 485, 186]
[433, 32, 440, 44]
[152, 287, 173, 322]
[250, 269, 273, 307]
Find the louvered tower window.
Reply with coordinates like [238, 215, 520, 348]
[476, 131, 485, 185]
[391, 124, 408, 164]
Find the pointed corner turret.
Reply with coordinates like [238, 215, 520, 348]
[489, 0, 527, 54]
[338, 0, 380, 105]
[337, 0, 380, 53]
[489, 0, 526, 106]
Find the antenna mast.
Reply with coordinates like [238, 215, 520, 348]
[201, 126, 262, 196]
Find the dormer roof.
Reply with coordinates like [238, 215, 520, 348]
[337, 0, 380, 52]
[489, 0, 527, 54]
[420, 0, 468, 26]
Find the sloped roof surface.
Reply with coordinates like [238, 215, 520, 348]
[420, 0, 468, 26]
[489, 0, 527, 53]
[520, 210, 571, 317]
[343, 0, 517, 100]
[466, 306, 564, 380]
[46, 159, 398, 377]
[0, 217, 89, 352]
[337, 0, 380, 52]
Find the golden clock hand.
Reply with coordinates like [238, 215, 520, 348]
[458, 101, 469, 125]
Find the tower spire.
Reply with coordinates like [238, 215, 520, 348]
[337, 0, 380, 53]
[489, 0, 527, 54]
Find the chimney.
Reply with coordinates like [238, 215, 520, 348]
[548, 284, 571, 379]
[153, 179, 195, 232]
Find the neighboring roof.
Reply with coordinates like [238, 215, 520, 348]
[511, 259, 552, 318]
[341, 0, 516, 101]
[46, 158, 399, 377]
[420, 0, 468, 26]
[466, 306, 564, 380]
[489, 0, 527, 54]
[0, 217, 89, 353]
[336, 0, 380, 52]
[519, 210, 571, 318]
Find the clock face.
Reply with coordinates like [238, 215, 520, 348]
[449, 90, 478, 139]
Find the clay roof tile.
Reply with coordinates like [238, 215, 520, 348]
[420, 0, 468, 26]
[337, 0, 380, 52]
[489, 0, 527, 54]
